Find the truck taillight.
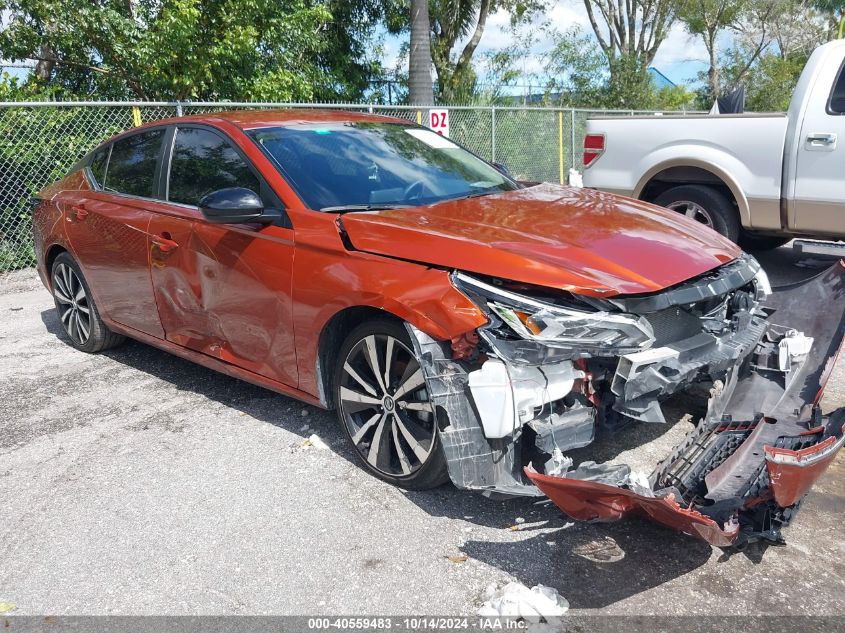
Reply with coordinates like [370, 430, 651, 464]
[583, 134, 605, 167]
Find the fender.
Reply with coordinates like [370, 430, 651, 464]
[633, 155, 753, 228]
[289, 210, 488, 402]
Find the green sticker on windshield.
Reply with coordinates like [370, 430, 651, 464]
[313, 129, 331, 135]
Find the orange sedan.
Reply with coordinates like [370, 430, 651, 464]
[32, 110, 845, 547]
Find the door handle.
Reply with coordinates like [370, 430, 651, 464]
[152, 233, 179, 253]
[71, 205, 89, 220]
[807, 133, 837, 145]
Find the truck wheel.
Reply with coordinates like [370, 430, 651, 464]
[654, 185, 740, 243]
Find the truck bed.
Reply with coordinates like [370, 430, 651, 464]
[582, 114, 788, 231]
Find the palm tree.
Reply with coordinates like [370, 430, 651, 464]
[409, 0, 434, 105]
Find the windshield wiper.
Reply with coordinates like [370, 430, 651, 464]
[452, 187, 501, 201]
[320, 203, 411, 213]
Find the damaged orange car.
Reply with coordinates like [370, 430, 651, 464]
[33, 110, 845, 548]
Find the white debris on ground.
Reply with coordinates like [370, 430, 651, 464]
[302, 434, 330, 450]
[544, 448, 572, 476]
[477, 581, 569, 619]
[778, 330, 814, 371]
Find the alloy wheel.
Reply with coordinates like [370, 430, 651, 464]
[338, 334, 436, 477]
[665, 200, 714, 228]
[52, 262, 91, 345]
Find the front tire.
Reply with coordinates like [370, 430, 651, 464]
[334, 319, 449, 490]
[654, 185, 740, 243]
[51, 252, 125, 353]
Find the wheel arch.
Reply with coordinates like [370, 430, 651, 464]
[635, 160, 750, 228]
[316, 306, 403, 410]
[44, 244, 69, 289]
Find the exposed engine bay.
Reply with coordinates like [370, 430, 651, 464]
[408, 255, 845, 547]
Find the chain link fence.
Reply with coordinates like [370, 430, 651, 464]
[0, 101, 691, 274]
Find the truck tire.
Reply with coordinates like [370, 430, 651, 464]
[654, 185, 740, 243]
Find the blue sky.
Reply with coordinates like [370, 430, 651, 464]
[382, 0, 711, 89]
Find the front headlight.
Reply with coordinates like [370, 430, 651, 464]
[452, 272, 655, 356]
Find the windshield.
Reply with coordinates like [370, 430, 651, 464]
[248, 122, 518, 211]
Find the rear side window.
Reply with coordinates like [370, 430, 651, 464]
[104, 129, 164, 197]
[168, 127, 260, 206]
[89, 146, 109, 187]
[829, 63, 845, 114]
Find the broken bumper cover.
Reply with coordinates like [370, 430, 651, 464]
[525, 470, 742, 547]
[528, 261, 845, 546]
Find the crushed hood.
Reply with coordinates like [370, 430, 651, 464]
[340, 183, 741, 297]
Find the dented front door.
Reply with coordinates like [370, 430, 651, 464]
[147, 124, 298, 388]
[148, 204, 298, 388]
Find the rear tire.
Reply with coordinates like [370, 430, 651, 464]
[333, 318, 449, 490]
[654, 185, 740, 243]
[51, 252, 125, 353]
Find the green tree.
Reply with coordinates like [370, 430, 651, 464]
[541, 24, 694, 110]
[543, 26, 610, 107]
[813, 0, 845, 37]
[0, 0, 389, 101]
[703, 0, 829, 111]
[394, 0, 545, 103]
[581, 0, 676, 108]
[676, 0, 749, 100]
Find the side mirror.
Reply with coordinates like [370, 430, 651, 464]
[198, 187, 265, 224]
[492, 162, 513, 178]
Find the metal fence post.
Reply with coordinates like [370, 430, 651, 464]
[558, 111, 564, 185]
[175, 101, 183, 117]
[491, 107, 496, 163]
[570, 109, 576, 177]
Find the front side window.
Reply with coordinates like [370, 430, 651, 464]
[829, 62, 845, 114]
[248, 122, 518, 211]
[168, 127, 261, 206]
[103, 129, 164, 198]
[89, 146, 109, 187]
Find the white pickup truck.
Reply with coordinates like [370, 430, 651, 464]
[582, 39, 845, 248]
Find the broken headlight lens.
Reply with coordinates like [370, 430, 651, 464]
[452, 272, 655, 355]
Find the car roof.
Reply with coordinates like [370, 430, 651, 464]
[88, 109, 415, 156]
[156, 109, 411, 131]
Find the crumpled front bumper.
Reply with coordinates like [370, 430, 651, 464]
[409, 259, 845, 546]
[526, 261, 845, 546]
